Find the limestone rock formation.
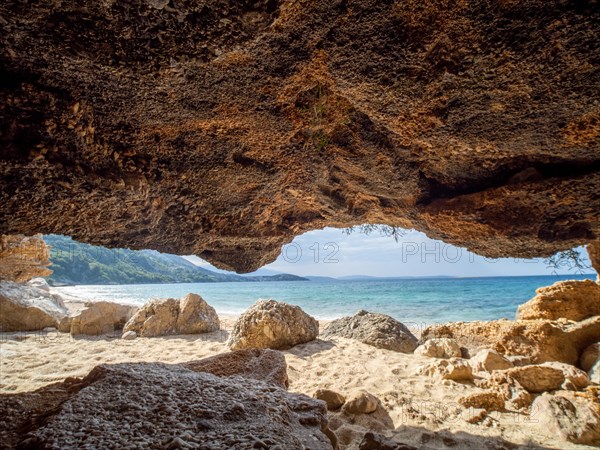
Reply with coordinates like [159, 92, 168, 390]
[532, 391, 600, 446]
[469, 349, 513, 373]
[183, 349, 289, 389]
[314, 389, 346, 411]
[516, 279, 600, 322]
[124, 293, 219, 337]
[70, 301, 138, 336]
[458, 391, 505, 412]
[493, 363, 589, 393]
[1, 1, 599, 273]
[414, 338, 461, 359]
[321, 310, 418, 353]
[15, 363, 335, 449]
[342, 390, 380, 415]
[0, 281, 67, 331]
[580, 342, 600, 372]
[0, 235, 51, 282]
[421, 317, 600, 365]
[587, 242, 600, 281]
[227, 299, 318, 350]
[416, 358, 473, 381]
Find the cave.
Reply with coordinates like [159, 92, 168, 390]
[1, 0, 599, 448]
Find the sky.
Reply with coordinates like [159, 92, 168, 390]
[185, 227, 594, 278]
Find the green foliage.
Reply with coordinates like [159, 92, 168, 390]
[43, 235, 305, 285]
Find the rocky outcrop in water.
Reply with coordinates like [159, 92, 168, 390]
[123, 293, 219, 337]
[516, 279, 600, 322]
[0, 235, 51, 282]
[322, 310, 418, 353]
[0, 281, 67, 331]
[1, 1, 598, 272]
[227, 299, 319, 350]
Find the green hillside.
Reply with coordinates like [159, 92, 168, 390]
[44, 235, 306, 285]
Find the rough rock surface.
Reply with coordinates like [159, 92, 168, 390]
[27, 277, 50, 292]
[416, 358, 473, 381]
[124, 293, 219, 337]
[183, 349, 289, 389]
[458, 391, 505, 412]
[495, 363, 589, 393]
[14, 362, 335, 449]
[1, 1, 599, 272]
[581, 342, 600, 372]
[0, 281, 67, 331]
[69, 301, 138, 336]
[588, 242, 600, 281]
[517, 279, 600, 321]
[314, 389, 346, 411]
[421, 317, 600, 365]
[531, 391, 600, 446]
[414, 338, 461, 359]
[342, 390, 379, 415]
[321, 310, 417, 353]
[469, 349, 513, 373]
[359, 432, 417, 450]
[0, 235, 52, 282]
[227, 299, 318, 350]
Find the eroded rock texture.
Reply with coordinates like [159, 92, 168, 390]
[0, 235, 51, 282]
[11, 362, 334, 450]
[1, 0, 599, 271]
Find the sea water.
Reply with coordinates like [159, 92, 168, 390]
[55, 274, 594, 326]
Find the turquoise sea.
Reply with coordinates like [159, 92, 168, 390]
[55, 274, 595, 327]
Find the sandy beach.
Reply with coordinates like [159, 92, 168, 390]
[1, 314, 596, 450]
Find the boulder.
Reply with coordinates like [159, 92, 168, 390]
[516, 279, 600, 322]
[458, 391, 505, 412]
[124, 293, 219, 337]
[470, 349, 513, 372]
[580, 342, 600, 372]
[496, 363, 589, 393]
[0, 281, 68, 331]
[70, 301, 138, 336]
[314, 389, 346, 411]
[343, 390, 379, 414]
[121, 330, 137, 340]
[416, 358, 473, 381]
[414, 338, 461, 359]
[0, 234, 52, 282]
[227, 299, 318, 350]
[421, 317, 600, 365]
[15, 363, 335, 449]
[183, 349, 289, 389]
[531, 392, 600, 445]
[321, 310, 418, 353]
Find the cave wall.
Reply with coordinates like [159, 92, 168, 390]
[0, 0, 598, 272]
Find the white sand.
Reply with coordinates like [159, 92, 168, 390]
[0, 316, 595, 450]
